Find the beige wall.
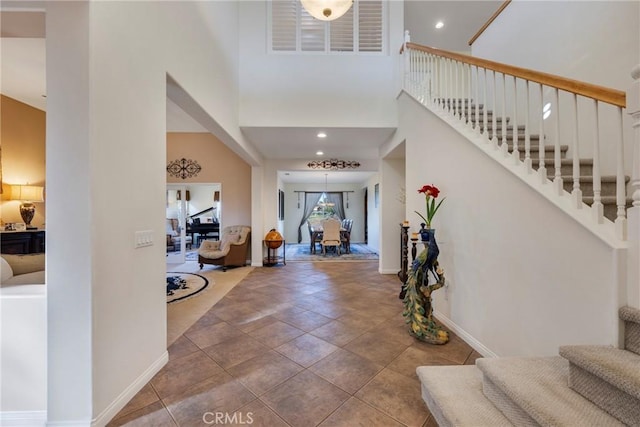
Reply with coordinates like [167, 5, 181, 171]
[166, 132, 251, 226]
[0, 95, 46, 227]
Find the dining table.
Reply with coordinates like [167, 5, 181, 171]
[309, 225, 350, 254]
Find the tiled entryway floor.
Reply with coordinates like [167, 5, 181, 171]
[109, 261, 481, 427]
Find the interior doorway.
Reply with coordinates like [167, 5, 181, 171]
[364, 187, 368, 244]
[166, 183, 221, 265]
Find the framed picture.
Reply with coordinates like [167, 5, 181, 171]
[278, 190, 285, 220]
[374, 183, 379, 208]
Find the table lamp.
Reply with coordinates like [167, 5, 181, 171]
[10, 185, 44, 230]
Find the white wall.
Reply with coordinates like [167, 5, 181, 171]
[238, 0, 404, 128]
[399, 93, 623, 357]
[404, 0, 503, 52]
[365, 175, 381, 255]
[46, 1, 244, 424]
[379, 156, 406, 274]
[0, 286, 47, 425]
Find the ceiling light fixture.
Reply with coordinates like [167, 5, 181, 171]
[435, 21, 444, 29]
[316, 151, 324, 156]
[301, 0, 353, 21]
[319, 173, 335, 209]
[317, 132, 327, 138]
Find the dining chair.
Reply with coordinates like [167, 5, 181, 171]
[341, 219, 353, 253]
[320, 218, 342, 255]
[307, 221, 322, 253]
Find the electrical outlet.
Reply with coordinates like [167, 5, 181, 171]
[135, 230, 154, 248]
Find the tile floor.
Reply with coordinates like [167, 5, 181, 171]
[109, 261, 481, 427]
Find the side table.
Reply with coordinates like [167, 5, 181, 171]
[263, 240, 286, 266]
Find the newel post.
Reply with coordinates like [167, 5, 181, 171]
[403, 30, 410, 91]
[627, 64, 640, 308]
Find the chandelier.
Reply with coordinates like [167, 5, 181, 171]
[319, 173, 335, 208]
[300, 0, 353, 21]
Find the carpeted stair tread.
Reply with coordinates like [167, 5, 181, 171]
[620, 306, 640, 324]
[416, 365, 513, 427]
[476, 356, 625, 426]
[582, 195, 631, 204]
[558, 175, 621, 183]
[620, 306, 640, 354]
[532, 158, 593, 167]
[559, 345, 640, 400]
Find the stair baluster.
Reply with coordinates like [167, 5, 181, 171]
[511, 76, 520, 165]
[553, 88, 564, 195]
[571, 93, 583, 208]
[501, 73, 508, 156]
[615, 107, 627, 240]
[491, 70, 498, 148]
[592, 100, 604, 224]
[467, 64, 473, 130]
[483, 68, 490, 140]
[475, 66, 481, 135]
[524, 80, 533, 173]
[538, 83, 547, 183]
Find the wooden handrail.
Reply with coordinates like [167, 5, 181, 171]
[404, 42, 626, 108]
[468, 1, 512, 46]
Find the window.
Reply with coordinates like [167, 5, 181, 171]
[308, 193, 336, 220]
[269, 0, 385, 54]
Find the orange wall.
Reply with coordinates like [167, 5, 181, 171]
[166, 132, 251, 226]
[0, 95, 46, 227]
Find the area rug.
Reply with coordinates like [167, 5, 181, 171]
[285, 243, 379, 261]
[166, 272, 210, 303]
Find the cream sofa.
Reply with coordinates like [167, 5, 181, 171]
[1, 253, 45, 286]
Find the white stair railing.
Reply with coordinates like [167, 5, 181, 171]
[401, 33, 629, 241]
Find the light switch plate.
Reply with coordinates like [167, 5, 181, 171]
[135, 230, 154, 248]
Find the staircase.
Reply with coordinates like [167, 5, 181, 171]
[416, 306, 640, 426]
[444, 100, 629, 222]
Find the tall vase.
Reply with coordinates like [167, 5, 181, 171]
[419, 223, 435, 243]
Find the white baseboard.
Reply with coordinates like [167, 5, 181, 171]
[90, 351, 168, 427]
[47, 420, 90, 426]
[433, 310, 498, 358]
[0, 411, 47, 427]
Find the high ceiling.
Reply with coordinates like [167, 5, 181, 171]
[0, 2, 502, 183]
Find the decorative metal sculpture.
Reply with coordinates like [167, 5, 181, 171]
[307, 159, 361, 170]
[166, 158, 202, 179]
[402, 231, 449, 345]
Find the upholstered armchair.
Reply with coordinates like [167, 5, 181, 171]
[198, 225, 251, 271]
[166, 218, 192, 251]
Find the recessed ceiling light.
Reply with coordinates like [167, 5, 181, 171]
[317, 132, 327, 138]
[316, 151, 324, 156]
[435, 21, 444, 29]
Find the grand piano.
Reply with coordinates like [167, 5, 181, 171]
[186, 207, 220, 245]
